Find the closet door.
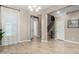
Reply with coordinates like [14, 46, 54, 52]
[1, 7, 20, 45]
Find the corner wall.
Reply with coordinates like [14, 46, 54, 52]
[65, 11, 79, 42]
[54, 10, 79, 43]
[19, 10, 31, 42]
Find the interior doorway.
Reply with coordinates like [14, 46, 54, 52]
[33, 18, 38, 37]
[31, 16, 40, 41]
[47, 14, 55, 41]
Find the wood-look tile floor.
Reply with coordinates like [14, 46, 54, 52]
[0, 39, 79, 54]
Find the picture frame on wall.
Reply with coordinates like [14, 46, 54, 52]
[67, 19, 79, 28]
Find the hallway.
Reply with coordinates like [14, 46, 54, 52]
[0, 39, 79, 54]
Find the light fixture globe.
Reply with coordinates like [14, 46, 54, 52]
[28, 5, 41, 12]
[38, 6, 41, 10]
[33, 5, 37, 8]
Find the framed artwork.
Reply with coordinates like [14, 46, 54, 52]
[67, 19, 79, 28]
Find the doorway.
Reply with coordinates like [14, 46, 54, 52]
[47, 14, 55, 41]
[31, 16, 40, 41]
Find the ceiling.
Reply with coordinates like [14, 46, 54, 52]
[50, 5, 79, 17]
[3, 5, 68, 15]
[5, 5, 52, 11]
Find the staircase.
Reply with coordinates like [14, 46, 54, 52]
[47, 15, 55, 39]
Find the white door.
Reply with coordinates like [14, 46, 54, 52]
[33, 20, 38, 37]
[31, 16, 38, 38]
[1, 7, 20, 45]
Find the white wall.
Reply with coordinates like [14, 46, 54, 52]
[19, 10, 31, 42]
[55, 16, 65, 40]
[1, 7, 21, 45]
[65, 11, 79, 42]
[1, 6, 31, 45]
[0, 7, 1, 29]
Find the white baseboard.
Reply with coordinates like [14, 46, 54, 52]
[41, 40, 48, 42]
[55, 38, 64, 40]
[56, 39, 79, 44]
[2, 40, 31, 46]
[64, 40, 79, 44]
[18, 40, 31, 43]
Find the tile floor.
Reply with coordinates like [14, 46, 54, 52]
[0, 39, 79, 54]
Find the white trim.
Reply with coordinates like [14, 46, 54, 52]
[1, 43, 8, 46]
[1, 40, 31, 46]
[18, 40, 31, 43]
[41, 40, 48, 42]
[64, 40, 79, 44]
[54, 38, 64, 40]
[56, 39, 79, 44]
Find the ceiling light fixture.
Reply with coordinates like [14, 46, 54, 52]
[36, 9, 39, 12]
[30, 8, 33, 11]
[28, 5, 41, 12]
[28, 6, 32, 9]
[57, 11, 60, 14]
[33, 5, 37, 8]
